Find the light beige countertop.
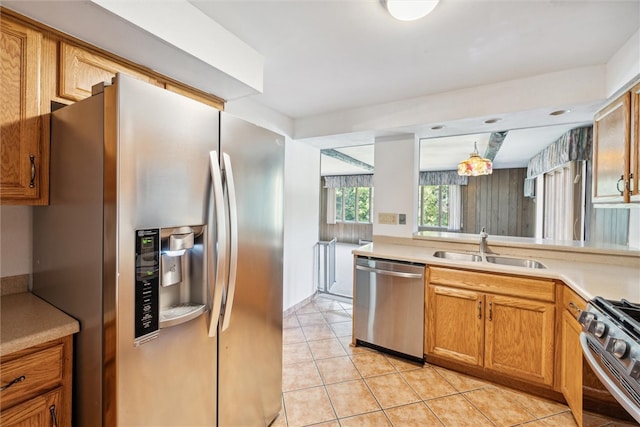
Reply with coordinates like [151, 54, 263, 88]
[353, 236, 640, 303]
[1, 291, 80, 357]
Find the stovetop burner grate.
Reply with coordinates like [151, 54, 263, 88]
[592, 297, 640, 343]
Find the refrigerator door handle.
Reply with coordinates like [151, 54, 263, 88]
[207, 151, 227, 337]
[221, 152, 238, 332]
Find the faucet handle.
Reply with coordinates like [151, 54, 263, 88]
[480, 227, 488, 239]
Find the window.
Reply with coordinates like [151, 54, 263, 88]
[335, 186, 372, 223]
[418, 185, 449, 228]
[418, 184, 462, 230]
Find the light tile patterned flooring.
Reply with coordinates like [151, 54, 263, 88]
[272, 295, 638, 427]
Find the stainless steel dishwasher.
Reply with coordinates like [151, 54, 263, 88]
[354, 256, 425, 362]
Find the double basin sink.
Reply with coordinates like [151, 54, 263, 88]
[433, 251, 546, 269]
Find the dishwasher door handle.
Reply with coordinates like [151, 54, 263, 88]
[355, 265, 424, 279]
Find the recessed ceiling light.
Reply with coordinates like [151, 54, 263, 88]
[431, 125, 445, 130]
[484, 118, 501, 124]
[385, 0, 439, 21]
[549, 109, 570, 116]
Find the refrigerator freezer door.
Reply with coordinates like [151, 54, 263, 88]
[114, 74, 220, 426]
[218, 113, 284, 426]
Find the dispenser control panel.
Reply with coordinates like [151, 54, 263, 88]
[134, 229, 160, 345]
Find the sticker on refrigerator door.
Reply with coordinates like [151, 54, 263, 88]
[134, 229, 160, 346]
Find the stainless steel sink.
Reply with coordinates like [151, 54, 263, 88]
[433, 251, 482, 262]
[484, 255, 546, 269]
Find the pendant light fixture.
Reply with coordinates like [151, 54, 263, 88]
[457, 142, 493, 176]
[385, 0, 440, 21]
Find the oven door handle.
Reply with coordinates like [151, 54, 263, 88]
[579, 333, 640, 423]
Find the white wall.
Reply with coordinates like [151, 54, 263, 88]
[606, 29, 640, 97]
[372, 135, 418, 238]
[0, 206, 32, 278]
[283, 139, 320, 311]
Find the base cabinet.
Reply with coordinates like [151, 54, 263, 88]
[426, 267, 556, 387]
[560, 309, 583, 427]
[0, 336, 72, 427]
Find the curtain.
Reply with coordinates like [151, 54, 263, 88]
[543, 163, 575, 240]
[326, 187, 336, 225]
[419, 170, 468, 186]
[447, 184, 462, 231]
[324, 174, 373, 188]
[527, 126, 592, 178]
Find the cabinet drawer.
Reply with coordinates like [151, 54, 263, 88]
[428, 267, 555, 302]
[0, 344, 64, 410]
[562, 286, 587, 320]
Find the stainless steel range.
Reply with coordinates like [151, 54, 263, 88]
[579, 297, 640, 423]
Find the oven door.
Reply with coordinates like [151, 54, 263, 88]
[580, 333, 640, 423]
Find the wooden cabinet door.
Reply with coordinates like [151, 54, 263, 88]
[0, 388, 63, 427]
[631, 81, 640, 202]
[426, 285, 483, 366]
[560, 310, 583, 427]
[484, 294, 555, 386]
[0, 17, 43, 202]
[59, 41, 159, 102]
[593, 91, 631, 203]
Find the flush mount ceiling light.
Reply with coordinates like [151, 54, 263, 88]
[457, 142, 493, 176]
[385, 0, 439, 21]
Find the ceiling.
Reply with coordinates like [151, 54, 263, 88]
[191, 0, 638, 120]
[193, 0, 638, 173]
[5, 0, 639, 173]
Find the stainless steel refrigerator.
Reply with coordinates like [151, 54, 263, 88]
[32, 73, 284, 426]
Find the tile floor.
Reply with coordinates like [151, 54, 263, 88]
[272, 295, 638, 427]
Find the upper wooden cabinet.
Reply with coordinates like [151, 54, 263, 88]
[58, 41, 224, 109]
[0, 16, 48, 204]
[59, 41, 160, 102]
[593, 80, 640, 203]
[0, 8, 224, 205]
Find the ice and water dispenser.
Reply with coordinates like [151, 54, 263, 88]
[134, 225, 207, 345]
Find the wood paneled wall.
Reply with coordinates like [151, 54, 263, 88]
[461, 168, 535, 237]
[319, 183, 373, 244]
[588, 208, 630, 245]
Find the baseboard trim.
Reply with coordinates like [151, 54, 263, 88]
[283, 291, 317, 317]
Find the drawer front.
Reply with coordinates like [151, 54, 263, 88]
[429, 267, 555, 302]
[0, 344, 64, 410]
[562, 285, 587, 320]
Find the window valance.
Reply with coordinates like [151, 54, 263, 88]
[323, 174, 373, 188]
[526, 126, 592, 178]
[419, 170, 468, 186]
